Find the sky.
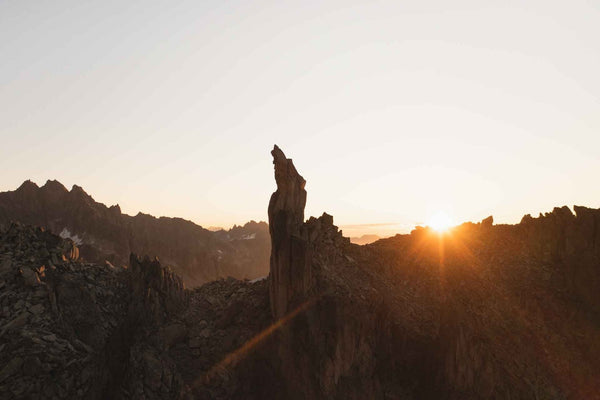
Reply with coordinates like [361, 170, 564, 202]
[1, 1, 600, 237]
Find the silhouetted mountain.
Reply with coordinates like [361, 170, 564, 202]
[0, 180, 269, 286]
[1, 148, 599, 399]
[349, 234, 381, 245]
[196, 146, 598, 399]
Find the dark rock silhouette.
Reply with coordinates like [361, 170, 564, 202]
[2, 147, 600, 399]
[480, 215, 493, 228]
[518, 205, 600, 315]
[129, 254, 188, 325]
[0, 223, 196, 399]
[263, 146, 600, 399]
[268, 145, 312, 319]
[0, 180, 270, 287]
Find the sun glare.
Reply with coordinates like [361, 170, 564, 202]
[427, 211, 454, 233]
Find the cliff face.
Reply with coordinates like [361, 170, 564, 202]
[262, 146, 600, 399]
[268, 145, 311, 319]
[266, 145, 429, 398]
[0, 180, 270, 287]
[367, 214, 600, 400]
[519, 206, 600, 315]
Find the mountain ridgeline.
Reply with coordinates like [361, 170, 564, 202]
[261, 146, 600, 399]
[0, 180, 269, 287]
[0, 146, 599, 399]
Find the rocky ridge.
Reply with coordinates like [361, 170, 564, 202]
[1, 145, 599, 399]
[261, 145, 600, 399]
[0, 181, 270, 287]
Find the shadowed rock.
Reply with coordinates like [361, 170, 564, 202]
[0, 180, 271, 287]
[268, 145, 312, 319]
[129, 254, 188, 324]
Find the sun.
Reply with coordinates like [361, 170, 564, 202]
[427, 211, 454, 233]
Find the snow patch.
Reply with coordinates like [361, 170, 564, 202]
[249, 275, 267, 283]
[59, 228, 83, 245]
[241, 233, 256, 240]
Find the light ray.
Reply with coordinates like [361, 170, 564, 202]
[184, 298, 316, 394]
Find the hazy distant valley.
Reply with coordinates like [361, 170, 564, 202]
[349, 234, 382, 245]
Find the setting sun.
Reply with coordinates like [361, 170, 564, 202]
[427, 211, 454, 232]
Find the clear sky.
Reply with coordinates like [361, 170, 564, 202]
[1, 1, 599, 237]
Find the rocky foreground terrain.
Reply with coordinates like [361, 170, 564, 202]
[1, 145, 599, 399]
[0, 181, 270, 287]
[0, 222, 272, 399]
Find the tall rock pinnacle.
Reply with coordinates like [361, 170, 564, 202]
[268, 145, 312, 319]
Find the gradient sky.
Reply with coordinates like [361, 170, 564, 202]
[1, 1, 599, 237]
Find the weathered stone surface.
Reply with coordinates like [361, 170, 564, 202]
[0, 222, 189, 399]
[129, 254, 189, 325]
[160, 323, 188, 350]
[268, 145, 312, 319]
[261, 147, 600, 399]
[0, 357, 23, 383]
[29, 303, 44, 315]
[19, 267, 40, 286]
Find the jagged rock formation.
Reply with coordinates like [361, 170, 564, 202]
[0, 222, 128, 399]
[367, 215, 600, 399]
[262, 146, 600, 399]
[135, 277, 274, 400]
[2, 147, 599, 399]
[128, 254, 188, 325]
[0, 223, 190, 399]
[0, 180, 270, 286]
[519, 206, 600, 315]
[268, 145, 311, 319]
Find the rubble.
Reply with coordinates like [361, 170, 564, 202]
[0, 223, 190, 399]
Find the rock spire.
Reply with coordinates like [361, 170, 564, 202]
[268, 145, 312, 319]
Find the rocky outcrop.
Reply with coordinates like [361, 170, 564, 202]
[268, 145, 312, 319]
[518, 205, 600, 315]
[0, 223, 194, 399]
[263, 146, 600, 399]
[0, 223, 129, 399]
[0, 180, 270, 287]
[129, 254, 188, 325]
[480, 215, 493, 228]
[267, 147, 419, 398]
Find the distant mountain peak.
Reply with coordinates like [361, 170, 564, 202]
[0, 179, 270, 287]
[17, 179, 39, 191]
[40, 179, 69, 194]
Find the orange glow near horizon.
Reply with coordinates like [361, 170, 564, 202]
[427, 211, 455, 233]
